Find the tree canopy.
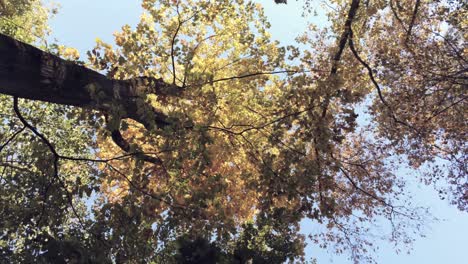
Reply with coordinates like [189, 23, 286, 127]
[0, 0, 466, 263]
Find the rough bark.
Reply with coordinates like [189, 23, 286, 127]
[0, 33, 181, 129]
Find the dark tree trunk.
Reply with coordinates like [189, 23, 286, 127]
[0, 33, 180, 128]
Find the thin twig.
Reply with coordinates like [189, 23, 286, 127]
[0, 126, 25, 152]
[171, 4, 182, 85]
[106, 163, 185, 209]
[189, 69, 311, 88]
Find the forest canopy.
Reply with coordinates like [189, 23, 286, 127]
[0, 0, 466, 263]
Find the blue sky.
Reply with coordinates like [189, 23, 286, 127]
[49, 1, 468, 263]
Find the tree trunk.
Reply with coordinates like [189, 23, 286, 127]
[0, 33, 179, 128]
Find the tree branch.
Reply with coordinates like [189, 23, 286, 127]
[189, 70, 311, 88]
[389, 0, 408, 33]
[110, 125, 163, 165]
[171, 5, 182, 85]
[330, 0, 361, 74]
[13, 97, 89, 231]
[406, 0, 421, 43]
[0, 33, 180, 129]
[0, 126, 24, 152]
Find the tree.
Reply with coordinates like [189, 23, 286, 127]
[0, 0, 55, 43]
[0, 0, 466, 263]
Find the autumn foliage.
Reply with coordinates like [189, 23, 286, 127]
[0, 0, 466, 263]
